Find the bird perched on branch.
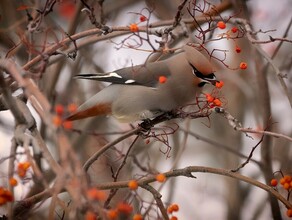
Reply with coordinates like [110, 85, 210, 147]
[67, 44, 218, 122]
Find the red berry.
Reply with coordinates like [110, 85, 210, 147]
[235, 46, 241, 53]
[55, 104, 64, 115]
[231, 27, 238, 33]
[158, 76, 167, 84]
[140, 15, 147, 22]
[171, 204, 179, 212]
[217, 21, 226, 29]
[239, 62, 247, 70]
[270, 179, 278, 187]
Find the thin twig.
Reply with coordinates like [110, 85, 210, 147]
[104, 136, 139, 208]
[83, 128, 140, 172]
[179, 128, 261, 165]
[231, 135, 264, 172]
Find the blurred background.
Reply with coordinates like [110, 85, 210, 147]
[0, 0, 291, 219]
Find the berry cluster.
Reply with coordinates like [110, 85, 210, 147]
[203, 80, 225, 108]
[52, 103, 77, 129]
[0, 187, 13, 206]
[270, 173, 292, 218]
[216, 21, 248, 70]
[167, 203, 180, 220]
[0, 161, 32, 207]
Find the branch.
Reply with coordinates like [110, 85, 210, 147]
[83, 110, 210, 172]
[94, 166, 292, 209]
[0, 68, 27, 125]
[22, 1, 232, 70]
[14, 165, 292, 217]
[140, 184, 169, 220]
[216, 108, 292, 142]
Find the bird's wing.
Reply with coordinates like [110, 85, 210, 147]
[74, 60, 172, 88]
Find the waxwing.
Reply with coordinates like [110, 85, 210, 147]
[67, 44, 218, 122]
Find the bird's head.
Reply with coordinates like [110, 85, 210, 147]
[183, 45, 218, 87]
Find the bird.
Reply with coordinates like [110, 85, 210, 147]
[67, 44, 218, 122]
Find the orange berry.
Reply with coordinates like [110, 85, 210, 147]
[58, 1, 76, 19]
[133, 214, 143, 220]
[287, 209, 292, 217]
[205, 94, 214, 103]
[17, 169, 26, 178]
[9, 177, 18, 187]
[156, 173, 166, 183]
[117, 202, 133, 215]
[235, 46, 241, 53]
[284, 175, 292, 182]
[67, 103, 78, 113]
[16, 5, 30, 11]
[0, 197, 6, 205]
[107, 209, 118, 219]
[87, 188, 106, 201]
[62, 120, 73, 129]
[167, 206, 174, 214]
[231, 27, 238, 33]
[217, 21, 226, 29]
[22, 162, 31, 170]
[85, 211, 97, 220]
[280, 177, 286, 185]
[17, 162, 30, 178]
[54, 104, 64, 115]
[53, 115, 62, 127]
[270, 179, 278, 187]
[158, 76, 167, 84]
[0, 188, 13, 202]
[215, 81, 224, 89]
[171, 204, 179, 212]
[140, 15, 147, 22]
[170, 216, 178, 220]
[129, 23, 139, 32]
[283, 182, 290, 190]
[128, 180, 138, 190]
[239, 62, 248, 70]
[213, 98, 222, 107]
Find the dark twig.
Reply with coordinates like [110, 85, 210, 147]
[231, 135, 264, 172]
[173, 0, 188, 28]
[103, 136, 139, 208]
